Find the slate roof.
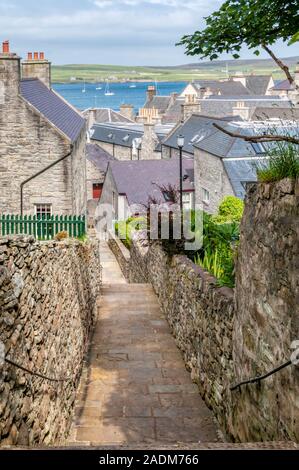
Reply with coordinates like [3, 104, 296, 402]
[83, 108, 134, 123]
[162, 98, 184, 123]
[108, 158, 194, 206]
[20, 79, 85, 142]
[251, 106, 299, 120]
[86, 143, 115, 173]
[203, 95, 283, 101]
[223, 159, 265, 198]
[144, 96, 172, 113]
[162, 114, 242, 155]
[194, 80, 250, 96]
[244, 75, 272, 95]
[193, 121, 299, 198]
[91, 122, 174, 151]
[270, 79, 295, 91]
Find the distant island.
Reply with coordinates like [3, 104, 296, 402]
[51, 56, 299, 83]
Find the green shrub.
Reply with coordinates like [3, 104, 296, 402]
[257, 142, 299, 183]
[194, 212, 239, 288]
[115, 216, 145, 248]
[213, 196, 244, 224]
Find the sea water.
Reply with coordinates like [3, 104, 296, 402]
[53, 81, 187, 112]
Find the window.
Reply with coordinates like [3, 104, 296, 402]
[93, 183, 103, 199]
[202, 188, 210, 204]
[35, 204, 52, 219]
[251, 142, 265, 154]
[182, 192, 192, 209]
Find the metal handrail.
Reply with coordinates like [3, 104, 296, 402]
[230, 360, 292, 391]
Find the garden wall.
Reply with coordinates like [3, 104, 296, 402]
[0, 236, 101, 446]
[232, 178, 299, 442]
[108, 178, 299, 443]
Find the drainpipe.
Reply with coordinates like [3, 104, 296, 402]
[20, 145, 73, 216]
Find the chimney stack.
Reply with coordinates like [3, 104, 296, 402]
[232, 101, 250, 121]
[140, 116, 160, 160]
[0, 40, 21, 99]
[146, 85, 156, 103]
[2, 40, 9, 54]
[22, 50, 51, 88]
[181, 94, 200, 121]
[119, 104, 135, 122]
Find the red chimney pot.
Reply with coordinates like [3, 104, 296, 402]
[28, 52, 33, 60]
[2, 40, 9, 54]
[34, 52, 39, 60]
[39, 52, 45, 60]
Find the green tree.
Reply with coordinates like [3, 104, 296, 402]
[178, 0, 299, 88]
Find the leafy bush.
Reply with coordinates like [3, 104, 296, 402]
[257, 142, 299, 183]
[194, 213, 239, 288]
[213, 196, 244, 224]
[115, 216, 145, 248]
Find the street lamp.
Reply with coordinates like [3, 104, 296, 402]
[177, 134, 185, 213]
[177, 134, 185, 239]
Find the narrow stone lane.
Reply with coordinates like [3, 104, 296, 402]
[68, 241, 218, 446]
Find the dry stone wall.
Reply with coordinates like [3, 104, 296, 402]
[0, 236, 101, 446]
[232, 178, 299, 442]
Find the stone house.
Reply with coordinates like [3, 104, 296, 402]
[83, 106, 134, 131]
[99, 158, 194, 222]
[268, 64, 299, 103]
[181, 75, 274, 99]
[193, 121, 299, 213]
[162, 114, 241, 160]
[86, 143, 115, 226]
[90, 121, 174, 161]
[0, 41, 86, 216]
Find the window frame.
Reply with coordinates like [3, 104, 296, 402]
[34, 203, 52, 219]
[202, 188, 210, 204]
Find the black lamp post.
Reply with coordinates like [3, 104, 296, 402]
[177, 134, 185, 238]
[177, 134, 185, 212]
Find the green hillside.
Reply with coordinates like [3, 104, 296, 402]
[51, 56, 299, 83]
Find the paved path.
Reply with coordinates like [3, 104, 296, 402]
[69, 241, 218, 446]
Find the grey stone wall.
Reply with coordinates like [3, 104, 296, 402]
[232, 178, 299, 442]
[21, 61, 51, 88]
[194, 147, 235, 213]
[140, 123, 160, 160]
[93, 141, 132, 161]
[86, 159, 104, 202]
[0, 236, 101, 446]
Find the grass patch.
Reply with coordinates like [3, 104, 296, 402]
[257, 141, 299, 183]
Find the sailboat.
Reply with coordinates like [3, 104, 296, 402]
[96, 83, 102, 90]
[82, 81, 86, 93]
[105, 81, 115, 96]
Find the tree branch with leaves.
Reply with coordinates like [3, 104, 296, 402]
[178, 0, 299, 89]
[213, 123, 299, 145]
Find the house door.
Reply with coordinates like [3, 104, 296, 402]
[93, 183, 103, 199]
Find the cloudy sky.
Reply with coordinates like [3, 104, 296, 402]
[0, 0, 297, 65]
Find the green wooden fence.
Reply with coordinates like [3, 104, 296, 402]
[0, 215, 86, 240]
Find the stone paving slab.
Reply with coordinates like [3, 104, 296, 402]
[69, 242, 219, 446]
